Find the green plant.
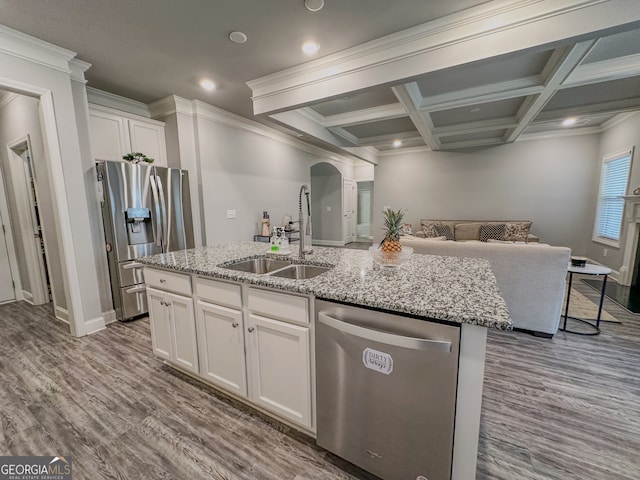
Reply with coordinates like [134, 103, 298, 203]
[122, 152, 154, 164]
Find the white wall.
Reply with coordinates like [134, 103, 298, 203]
[373, 135, 600, 252]
[0, 28, 106, 335]
[190, 104, 355, 244]
[586, 113, 640, 271]
[0, 93, 67, 312]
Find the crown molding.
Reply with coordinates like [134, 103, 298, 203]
[86, 87, 151, 117]
[149, 95, 195, 118]
[601, 111, 640, 131]
[0, 24, 75, 74]
[378, 145, 431, 157]
[191, 99, 359, 165]
[518, 125, 602, 142]
[69, 59, 91, 83]
[0, 92, 19, 110]
[248, 0, 637, 115]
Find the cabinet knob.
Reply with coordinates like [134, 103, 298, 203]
[160, 279, 166, 283]
[248, 327, 255, 333]
[232, 322, 239, 328]
[160, 301, 166, 306]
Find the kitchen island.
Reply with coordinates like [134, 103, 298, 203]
[139, 242, 511, 480]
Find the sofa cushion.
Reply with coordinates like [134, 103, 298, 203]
[434, 224, 454, 240]
[454, 222, 482, 241]
[480, 223, 506, 242]
[504, 221, 532, 242]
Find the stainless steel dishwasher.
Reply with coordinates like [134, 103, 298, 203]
[315, 300, 461, 480]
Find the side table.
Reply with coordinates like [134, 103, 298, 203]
[561, 263, 612, 336]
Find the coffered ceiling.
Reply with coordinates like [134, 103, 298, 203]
[262, 25, 640, 152]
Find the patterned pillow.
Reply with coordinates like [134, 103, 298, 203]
[504, 222, 531, 242]
[434, 224, 454, 240]
[480, 223, 506, 242]
[421, 223, 438, 238]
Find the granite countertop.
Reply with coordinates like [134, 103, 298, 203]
[139, 242, 512, 330]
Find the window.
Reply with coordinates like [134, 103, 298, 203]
[593, 149, 634, 246]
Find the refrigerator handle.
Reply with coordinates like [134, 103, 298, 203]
[149, 175, 163, 248]
[156, 176, 168, 253]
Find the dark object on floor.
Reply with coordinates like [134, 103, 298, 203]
[583, 278, 640, 314]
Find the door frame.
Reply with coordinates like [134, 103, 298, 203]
[0, 156, 21, 303]
[6, 133, 50, 305]
[343, 179, 357, 244]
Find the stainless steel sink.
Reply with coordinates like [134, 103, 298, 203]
[269, 264, 332, 280]
[219, 257, 292, 274]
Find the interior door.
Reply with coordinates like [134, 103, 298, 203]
[0, 211, 16, 303]
[343, 179, 356, 244]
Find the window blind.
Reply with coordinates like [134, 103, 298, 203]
[596, 154, 632, 241]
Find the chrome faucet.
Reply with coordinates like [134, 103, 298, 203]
[297, 184, 312, 260]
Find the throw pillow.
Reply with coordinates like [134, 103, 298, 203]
[434, 224, 454, 240]
[480, 223, 506, 242]
[421, 223, 438, 238]
[504, 222, 532, 242]
[402, 223, 413, 235]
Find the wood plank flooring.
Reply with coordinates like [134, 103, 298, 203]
[1, 276, 639, 479]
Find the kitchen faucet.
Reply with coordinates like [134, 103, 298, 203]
[297, 184, 313, 260]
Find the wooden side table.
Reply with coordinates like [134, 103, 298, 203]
[560, 264, 612, 336]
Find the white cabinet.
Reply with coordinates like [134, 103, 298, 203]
[196, 300, 247, 396]
[145, 267, 198, 374]
[246, 287, 312, 429]
[245, 312, 312, 428]
[89, 105, 167, 166]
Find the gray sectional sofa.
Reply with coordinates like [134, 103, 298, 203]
[401, 236, 571, 337]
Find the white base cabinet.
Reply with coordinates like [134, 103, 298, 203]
[246, 312, 312, 428]
[145, 267, 198, 375]
[146, 271, 314, 431]
[196, 300, 247, 397]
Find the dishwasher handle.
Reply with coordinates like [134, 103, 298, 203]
[318, 312, 452, 353]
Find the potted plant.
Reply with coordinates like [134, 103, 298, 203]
[122, 152, 154, 164]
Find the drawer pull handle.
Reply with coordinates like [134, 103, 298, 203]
[160, 279, 167, 284]
[232, 322, 239, 328]
[248, 327, 255, 333]
[122, 262, 143, 270]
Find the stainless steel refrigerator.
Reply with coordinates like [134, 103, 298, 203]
[97, 160, 194, 320]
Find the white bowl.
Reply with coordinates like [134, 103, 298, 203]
[369, 245, 413, 269]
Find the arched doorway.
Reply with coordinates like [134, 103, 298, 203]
[310, 162, 344, 246]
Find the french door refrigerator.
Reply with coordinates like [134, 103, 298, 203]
[97, 160, 194, 321]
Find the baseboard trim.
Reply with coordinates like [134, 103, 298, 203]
[83, 315, 107, 336]
[312, 239, 345, 247]
[22, 290, 34, 305]
[584, 257, 620, 283]
[55, 305, 69, 324]
[103, 309, 117, 325]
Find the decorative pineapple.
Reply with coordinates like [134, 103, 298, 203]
[380, 208, 405, 259]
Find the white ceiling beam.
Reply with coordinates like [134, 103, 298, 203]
[504, 41, 598, 143]
[248, 0, 640, 115]
[433, 117, 520, 137]
[439, 137, 507, 150]
[326, 126, 361, 146]
[563, 53, 640, 88]
[534, 98, 640, 122]
[418, 78, 544, 112]
[357, 131, 425, 147]
[392, 84, 440, 150]
[322, 103, 408, 128]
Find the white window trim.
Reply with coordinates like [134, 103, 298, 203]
[592, 147, 635, 248]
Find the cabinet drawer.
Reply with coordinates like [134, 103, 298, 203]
[196, 277, 242, 309]
[248, 288, 309, 326]
[144, 267, 192, 296]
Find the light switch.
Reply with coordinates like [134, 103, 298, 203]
[226, 209, 237, 219]
[326, 206, 331, 212]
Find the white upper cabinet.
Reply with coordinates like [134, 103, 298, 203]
[89, 105, 167, 166]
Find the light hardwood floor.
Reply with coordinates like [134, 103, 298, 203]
[1, 277, 639, 480]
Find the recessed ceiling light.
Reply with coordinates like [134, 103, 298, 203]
[229, 31, 247, 44]
[302, 41, 320, 55]
[562, 117, 577, 127]
[392, 140, 402, 148]
[305, 0, 325, 12]
[199, 79, 216, 91]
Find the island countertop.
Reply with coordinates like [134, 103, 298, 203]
[138, 242, 511, 330]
